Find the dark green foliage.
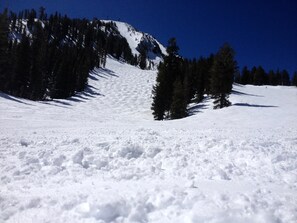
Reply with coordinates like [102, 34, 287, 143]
[138, 46, 147, 70]
[268, 70, 277, 85]
[281, 70, 290, 86]
[0, 9, 135, 100]
[0, 9, 10, 92]
[253, 66, 266, 85]
[239, 66, 250, 85]
[210, 43, 237, 109]
[151, 38, 183, 120]
[151, 38, 215, 120]
[292, 72, 297, 87]
[237, 67, 293, 86]
[170, 78, 187, 119]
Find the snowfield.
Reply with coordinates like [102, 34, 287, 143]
[1, 57, 297, 223]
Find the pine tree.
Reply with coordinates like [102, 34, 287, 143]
[170, 78, 187, 119]
[138, 46, 147, 70]
[292, 72, 297, 87]
[275, 69, 282, 85]
[234, 71, 241, 84]
[0, 9, 9, 92]
[240, 66, 250, 85]
[210, 43, 237, 109]
[281, 69, 290, 86]
[151, 38, 181, 120]
[151, 82, 166, 120]
[29, 21, 47, 100]
[15, 34, 31, 97]
[268, 70, 276, 85]
[253, 66, 266, 85]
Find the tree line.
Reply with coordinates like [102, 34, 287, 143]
[151, 38, 297, 120]
[151, 38, 237, 120]
[0, 8, 139, 100]
[235, 66, 297, 86]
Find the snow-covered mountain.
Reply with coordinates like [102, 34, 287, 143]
[103, 20, 167, 67]
[1, 56, 297, 223]
[10, 19, 166, 69]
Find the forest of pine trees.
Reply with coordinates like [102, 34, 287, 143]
[151, 39, 237, 120]
[235, 66, 294, 86]
[0, 8, 138, 100]
[151, 38, 296, 120]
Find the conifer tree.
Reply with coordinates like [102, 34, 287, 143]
[0, 9, 9, 92]
[14, 34, 31, 97]
[275, 69, 282, 85]
[253, 66, 266, 85]
[292, 72, 297, 87]
[138, 46, 147, 70]
[268, 70, 276, 85]
[170, 78, 187, 119]
[240, 66, 250, 85]
[151, 38, 181, 120]
[281, 69, 290, 86]
[210, 43, 237, 109]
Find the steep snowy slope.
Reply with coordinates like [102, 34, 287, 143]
[103, 20, 167, 67]
[1, 57, 297, 223]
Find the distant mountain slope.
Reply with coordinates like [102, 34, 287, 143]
[103, 20, 166, 68]
[1, 10, 167, 100]
[9, 17, 166, 69]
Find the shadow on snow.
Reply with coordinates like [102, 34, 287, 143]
[233, 103, 278, 108]
[0, 92, 34, 106]
[232, 90, 264, 97]
[187, 98, 210, 116]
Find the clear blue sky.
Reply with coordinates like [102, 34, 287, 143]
[2, 0, 297, 74]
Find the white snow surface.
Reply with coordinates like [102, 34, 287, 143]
[1, 57, 297, 223]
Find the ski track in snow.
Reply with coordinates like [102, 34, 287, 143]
[1, 57, 297, 223]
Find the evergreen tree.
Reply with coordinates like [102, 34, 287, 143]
[292, 72, 297, 87]
[0, 9, 9, 92]
[253, 66, 266, 85]
[281, 69, 290, 86]
[170, 78, 187, 119]
[14, 34, 31, 97]
[29, 21, 47, 100]
[268, 70, 276, 85]
[210, 43, 237, 109]
[234, 71, 241, 84]
[138, 46, 147, 70]
[275, 69, 282, 85]
[151, 78, 167, 120]
[240, 66, 250, 85]
[151, 38, 181, 120]
[193, 57, 209, 102]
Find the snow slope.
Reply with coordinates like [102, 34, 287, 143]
[1, 57, 297, 223]
[103, 20, 167, 67]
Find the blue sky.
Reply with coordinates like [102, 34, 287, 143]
[2, 0, 297, 74]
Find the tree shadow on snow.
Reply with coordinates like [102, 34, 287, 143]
[0, 92, 34, 106]
[233, 103, 278, 108]
[93, 67, 119, 79]
[232, 90, 263, 97]
[187, 98, 210, 116]
[41, 100, 71, 108]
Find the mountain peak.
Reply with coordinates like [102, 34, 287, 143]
[102, 20, 167, 68]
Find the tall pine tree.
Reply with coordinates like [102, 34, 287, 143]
[0, 9, 10, 92]
[210, 43, 237, 109]
[151, 38, 181, 120]
[170, 78, 187, 119]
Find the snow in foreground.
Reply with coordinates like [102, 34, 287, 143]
[1, 58, 297, 223]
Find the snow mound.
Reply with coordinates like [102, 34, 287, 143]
[0, 57, 297, 222]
